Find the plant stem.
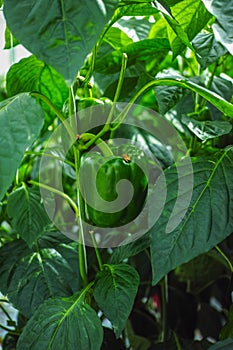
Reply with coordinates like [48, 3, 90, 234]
[104, 52, 128, 125]
[0, 304, 13, 322]
[215, 245, 233, 273]
[81, 52, 128, 151]
[90, 231, 103, 271]
[30, 91, 75, 142]
[111, 77, 233, 130]
[160, 275, 168, 342]
[28, 180, 79, 217]
[173, 331, 182, 350]
[0, 324, 19, 334]
[79, 133, 113, 156]
[25, 151, 75, 168]
[73, 149, 88, 287]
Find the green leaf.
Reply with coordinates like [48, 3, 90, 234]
[110, 233, 150, 263]
[7, 185, 50, 247]
[16, 292, 103, 350]
[166, 0, 212, 57]
[94, 263, 139, 337]
[154, 70, 184, 114]
[4, 25, 19, 49]
[201, 0, 233, 55]
[220, 305, 233, 339]
[181, 117, 232, 141]
[117, 2, 159, 16]
[6, 56, 69, 123]
[4, 0, 119, 84]
[209, 338, 233, 350]
[145, 78, 233, 118]
[0, 93, 44, 201]
[151, 148, 233, 284]
[0, 238, 80, 317]
[95, 39, 170, 74]
[192, 33, 227, 69]
[104, 27, 133, 50]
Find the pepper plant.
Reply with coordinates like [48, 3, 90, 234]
[0, 1, 233, 349]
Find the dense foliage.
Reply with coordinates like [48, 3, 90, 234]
[0, 1, 233, 349]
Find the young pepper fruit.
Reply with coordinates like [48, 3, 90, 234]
[79, 144, 148, 228]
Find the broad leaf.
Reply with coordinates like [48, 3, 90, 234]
[209, 338, 233, 350]
[6, 56, 69, 122]
[149, 78, 233, 118]
[94, 263, 139, 337]
[201, 0, 233, 55]
[7, 185, 51, 247]
[0, 93, 44, 201]
[117, 2, 159, 16]
[192, 33, 227, 69]
[0, 238, 80, 317]
[154, 70, 184, 114]
[4, 0, 120, 83]
[104, 27, 133, 49]
[16, 293, 103, 350]
[166, 0, 212, 57]
[181, 117, 232, 141]
[151, 148, 233, 284]
[110, 233, 150, 263]
[95, 38, 170, 74]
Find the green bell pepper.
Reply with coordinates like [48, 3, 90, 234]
[79, 144, 148, 228]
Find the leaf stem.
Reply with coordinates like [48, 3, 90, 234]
[81, 53, 128, 151]
[215, 245, 233, 273]
[0, 324, 20, 335]
[25, 151, 75, 168]
[30, 91, 75, 141]
[111, 77, 233, 130]
[160, 275, 168, 342]
[90, 231, 103, 271]
[79, 133, 113, 156]
[0, 304, 13, 322]
[28, 180, 79, 217]
[73, 149, 88, 287]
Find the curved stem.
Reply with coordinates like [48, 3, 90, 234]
[0, 305, 13, 322]
[215, 245, 233, 273]
[79, 133, 113, 156]
[30, 92, 75, 142]
[29, 180, 79, 217]
[25, 151, 75, 168]
[104, 52, 128, 126]
[82, 53, 128, 151]
[111, 78, 233, 130]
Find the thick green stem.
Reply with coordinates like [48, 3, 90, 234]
[82, 53, 128, 151]
[111, 78, 233, 130]
[78, 133, 113, 156]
